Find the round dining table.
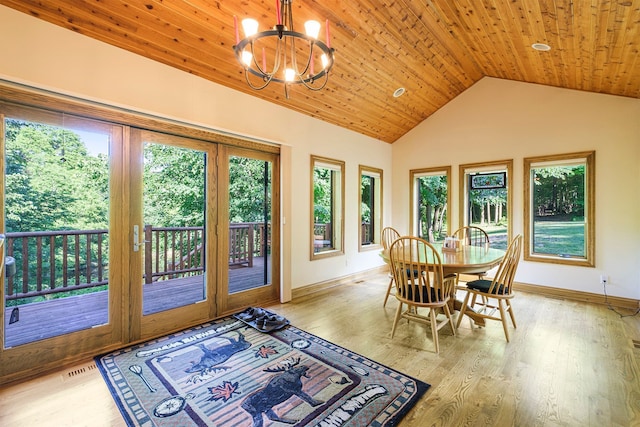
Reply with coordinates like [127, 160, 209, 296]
[380, 242, 506, 325]
[436, 243, 505, 276]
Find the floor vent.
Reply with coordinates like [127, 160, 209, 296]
[632, 340, 640, 349]
[62, 362, 98, 381]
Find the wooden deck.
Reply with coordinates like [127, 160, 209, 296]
[3, 256, 270, 348]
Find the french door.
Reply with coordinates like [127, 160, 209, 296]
[1, 105, 126, 381]
[129, 129, 217, 341]
[129, 131, 280, 338]
[218, 145, 279, 315]
[1, 102, 280, 383]
[0, 101, 280, 383]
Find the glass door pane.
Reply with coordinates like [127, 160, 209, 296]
[140, 141, 207, 315]
[3, 116, 112, 347]
[228, 155, 271, 293]
[221, 146, 279, 313]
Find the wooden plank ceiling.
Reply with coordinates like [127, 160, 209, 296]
[1, 0, 639, 143]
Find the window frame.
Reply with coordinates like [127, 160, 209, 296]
[459, 160, 513, 249]
[523, 151, 595, 267]
[310, 155, 345, 260]
[410, 166, 452, 241]
[358, 165, 383, 251]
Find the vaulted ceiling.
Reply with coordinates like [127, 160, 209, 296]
[2, 0, 639, 143]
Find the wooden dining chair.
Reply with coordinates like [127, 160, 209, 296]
[389, 236, 457, 353]
[451, 226, 491, 294]
[452, 226, 490, 248]
[452, 226, 490, 276]
[455, 234, 523, 342]
[381, 226, 401, 307]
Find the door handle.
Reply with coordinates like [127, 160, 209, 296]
[133, 225, 150, 252]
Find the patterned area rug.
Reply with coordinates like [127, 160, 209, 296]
[96, 313, 429, 426]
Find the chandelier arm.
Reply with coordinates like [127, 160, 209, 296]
[243, 69, 274, 91]
[273, 36, 282, 76]
[287, 34, 312, 78]
[248, 41, 267, 76]
[297, 70, 330, 91]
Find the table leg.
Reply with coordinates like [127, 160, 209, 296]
[453, 299, 485, 327]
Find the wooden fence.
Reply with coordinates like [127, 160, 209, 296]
[4, 222, 270, 301]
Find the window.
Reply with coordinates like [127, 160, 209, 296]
[359, 165, 383, 250]
[311, 155, 344, 259]
[410, 167, 451, 243]
[459, 160, 513, 250]
[524, 151, 595, 266]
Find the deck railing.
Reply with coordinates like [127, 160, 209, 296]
[4, 222, 270, 301]
[314, 222, 373, 246]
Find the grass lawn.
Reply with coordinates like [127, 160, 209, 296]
[533, 221, 585, 256]
[470, 223, 508, 249]
[468, 221, 584, 256]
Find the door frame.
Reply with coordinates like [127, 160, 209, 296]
[217, 145, 280, 315]
[0, 83, 281, 384]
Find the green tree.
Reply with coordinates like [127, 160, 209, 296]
[5, 120, 109, 232]
[313, 167, 332, 223]
[4, 119, 110, 302]
[533, 166, 584, 217]
[417, 175, 447, 241]
[228, 156, 270, 223]
[143, 143, 205, 227]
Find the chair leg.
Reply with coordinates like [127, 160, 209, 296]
[498, 300, 510, 343]
[429, 308, 439, 354]
[469, 292, 479, 309]
[506, 299, 517, 328]
[383, 277, 394, 307]
[443, 303, 456, 336]
[477, 273, 489, 305]
[390, 302, 403, 338]
[455, 291, 472, 329]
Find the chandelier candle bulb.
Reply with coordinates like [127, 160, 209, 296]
[285, 68, 295, 82]
[305, 20, 321, 39]
[242, 50, 252, 66]
[242, 19, 259, 37]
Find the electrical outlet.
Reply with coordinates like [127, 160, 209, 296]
[600, 275, 608, 285]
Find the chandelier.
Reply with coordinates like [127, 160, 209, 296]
[232, 0, 335, 99]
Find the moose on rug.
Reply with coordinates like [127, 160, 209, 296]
[96, 313, 429, 427]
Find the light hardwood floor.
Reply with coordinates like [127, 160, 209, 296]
[2, 271, 639, 426]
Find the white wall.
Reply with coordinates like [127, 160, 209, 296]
[0, 6, 393, 297]
[393, 77, 640, 299]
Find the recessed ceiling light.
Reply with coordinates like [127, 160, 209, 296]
[531, 43, 551, 52]
[393, 87, 406, 98]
